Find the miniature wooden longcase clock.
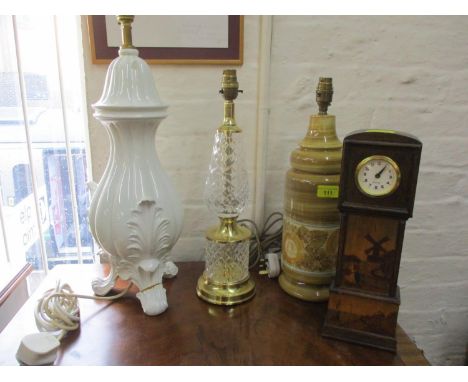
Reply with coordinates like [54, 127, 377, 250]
[322, 130, 422, 352]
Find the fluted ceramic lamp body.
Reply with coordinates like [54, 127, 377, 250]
[89, 47, 183, 316]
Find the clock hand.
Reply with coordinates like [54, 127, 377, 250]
[375, 165, 387, 179]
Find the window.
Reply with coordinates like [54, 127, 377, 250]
[0, 16, 94, 290]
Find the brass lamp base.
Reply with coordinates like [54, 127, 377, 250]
[279, 265, 334, 302]
[196, 273, 255, 306]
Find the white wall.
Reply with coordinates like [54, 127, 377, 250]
[81, 15, 468, 365]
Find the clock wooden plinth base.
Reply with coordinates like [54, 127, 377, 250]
[323, 284, 400, 353]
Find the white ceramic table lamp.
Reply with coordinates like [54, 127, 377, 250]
[88, 16, 183, 315]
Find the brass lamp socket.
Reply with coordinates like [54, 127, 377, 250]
[220, 69, 242, 101]
[116, 15, 135, 49]
[218, 70, 242, 133]
[316, 77, 333, 115]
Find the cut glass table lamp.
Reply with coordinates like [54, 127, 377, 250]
[196, 70, 255, 305]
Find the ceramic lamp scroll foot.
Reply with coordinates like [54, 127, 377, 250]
[136, 284, 168, 316]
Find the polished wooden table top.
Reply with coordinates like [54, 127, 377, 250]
[0, 263, 429, 366]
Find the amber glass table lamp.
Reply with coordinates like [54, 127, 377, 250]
[196, 70, 255, 305]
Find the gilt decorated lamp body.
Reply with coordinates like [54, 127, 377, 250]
[88, 16, 183, 315]
[279, 78, 342, 301]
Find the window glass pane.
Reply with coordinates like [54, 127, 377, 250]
[14, 15, 94, 268]
[0, 16, 45, 273]
[0, 16, 93, 278]
[0, 214, 8, 268]
[55, 16, 94, 259]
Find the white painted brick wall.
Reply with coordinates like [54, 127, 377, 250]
[266, 16, 468, 366]
[81, 16, 468, 365]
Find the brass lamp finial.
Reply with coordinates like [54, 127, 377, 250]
[116, 15, 135, 49]
[316, 77, 333, 115]
[220, 69, 243, 101]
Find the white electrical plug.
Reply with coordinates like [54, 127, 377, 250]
[16, 280, 132, 366]
[16, 332, 61, 366]
[266, 252, 281, 278]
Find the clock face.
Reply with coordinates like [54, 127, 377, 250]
[355, 155, 400, 197]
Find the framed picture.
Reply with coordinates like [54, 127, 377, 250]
[88, 15, 244, 65]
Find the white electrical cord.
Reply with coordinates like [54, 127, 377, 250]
[17, 280, 132, 365]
